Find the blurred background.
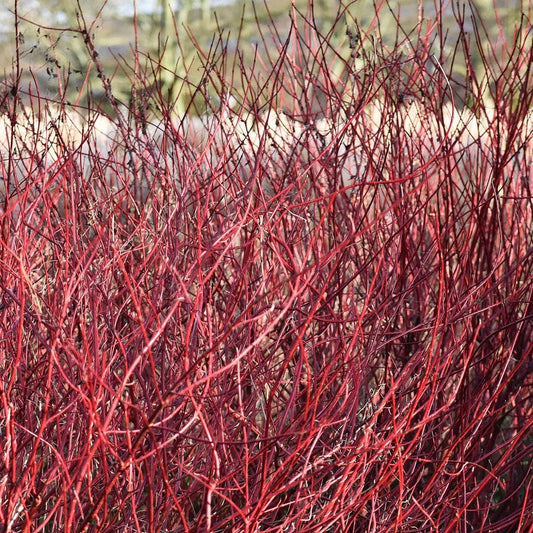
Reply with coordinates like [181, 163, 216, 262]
[0, 0, 527, 114]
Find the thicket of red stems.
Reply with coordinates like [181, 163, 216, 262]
[0, 1, 532, 531]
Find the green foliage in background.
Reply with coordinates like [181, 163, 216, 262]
[0, 0, 529, 116]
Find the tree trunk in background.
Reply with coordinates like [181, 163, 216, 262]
[156, 0, 194, 116]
